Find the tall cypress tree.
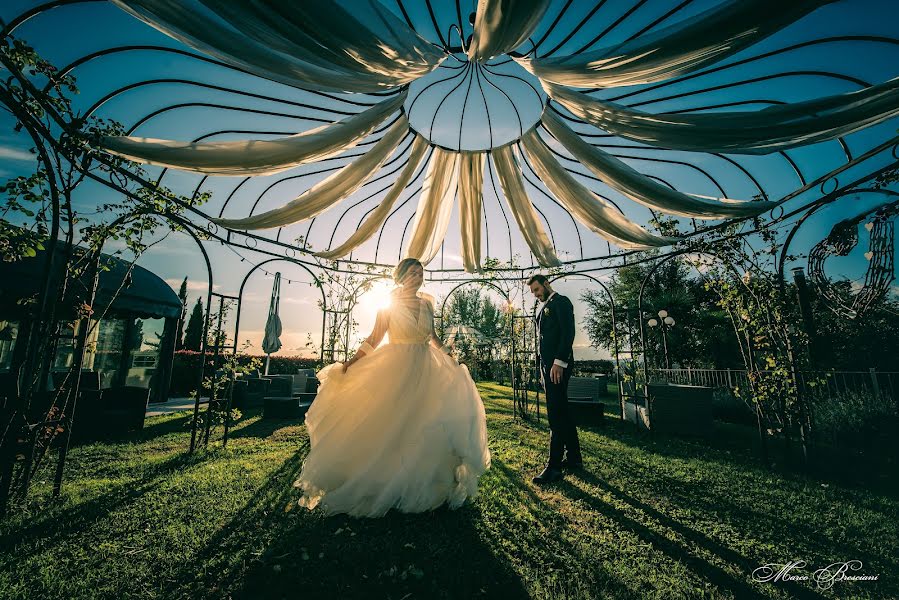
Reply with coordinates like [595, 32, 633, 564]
[175, 277, 188, 350]
[182, 297, 204, 351]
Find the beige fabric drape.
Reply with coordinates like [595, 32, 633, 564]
[516, 0, 834, 88]
[520, 129, 676, 249]
[101, 92, 407, 176]
[315, 136, 430, 259]
[467, 0, 550, 62]
[540, 110, 774, 218]
[492, 145, 561, 267]
[112, 0, 445, 93]
[458, 152, 486, 272]
[211, 116, 409, 230]
[544, 79, 899, 155]
[404, 148, 461, 265]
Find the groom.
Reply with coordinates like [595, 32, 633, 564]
[528, 275, 583, 484]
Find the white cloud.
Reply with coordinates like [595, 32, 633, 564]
[0, 146, 35, 162]
[235, 329, 317, 355]
[281, 296, 316, 306]
[164, 278, 218, 292]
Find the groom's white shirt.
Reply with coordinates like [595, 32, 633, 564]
[537, 291, 568, 369]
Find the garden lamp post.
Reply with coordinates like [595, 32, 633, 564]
[647, 309, 675, 369]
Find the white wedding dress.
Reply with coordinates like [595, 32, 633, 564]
[293, 292, 491, 518]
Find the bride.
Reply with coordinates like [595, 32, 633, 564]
[293, 258, 491, 517]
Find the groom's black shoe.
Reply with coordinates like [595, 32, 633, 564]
[532, 466, 564, 485]
[560, 458, 584, 470]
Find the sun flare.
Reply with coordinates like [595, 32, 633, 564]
[363, 280, 395, 312]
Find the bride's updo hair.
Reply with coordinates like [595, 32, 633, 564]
[393, 257, 423, 286]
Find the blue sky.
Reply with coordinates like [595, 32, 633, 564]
[1, 0, 897, 359]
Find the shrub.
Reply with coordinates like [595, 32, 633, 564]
[811, 389, 898, 450]
[168, 351, 321, 396]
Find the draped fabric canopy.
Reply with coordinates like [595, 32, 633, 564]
[314, 136, 431, 260]
[492, 144, 562, 267]
[212, 116, 410, 229]
[99, 0, 899, 272]
[514, 0, 836, 88]
[458, 153, 486, 272]
[520, 129, 678, 249]
[111, 0, 445, 93]
[467, 0, 550, 62]
[539, 110, 776, 218]
[543, 79, 899, 155]
[404, 148, 461, 265]
[101, 92, 407, 176]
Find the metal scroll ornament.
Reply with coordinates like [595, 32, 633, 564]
[808, 201, 897, 319]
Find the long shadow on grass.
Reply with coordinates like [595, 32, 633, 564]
[552, 475, 782, 600]
[71, 412, 195, 448]
[570, 419, 898, 598]
[572, 424, 897, 592]
[0, 450, 203, 555]
[228, 415, 301, 440]
[486, 459, 643, 599]
[566, 470, 832, 600]
[164, 445, 529, 599]
[641, 469, 899, 590]
[597, 417, 898, 500]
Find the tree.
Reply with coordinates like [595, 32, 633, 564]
[126, 318, 144, 351]
[811, 282, 899, 371]
[441, 287, 508, 376]
[0, 36, 210, 514]
[182, 298, 204, 351]
[580, 251, 740, 369]
[175, 277, 188, 350]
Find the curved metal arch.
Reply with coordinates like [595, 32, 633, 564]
[342, 272, 394, 316]
[83, 79, 361, 123]
[567, 0, 654, 58]
[626, 70, 873, 109]
[161, 120, 408, 228]
[635, 249, 740, 396]
[545, 270, 625, 413]
[232, 257, 328, 365]
[299, 134, 417, 243]
[776, 187, 899, 292]
[48, 46, 392, 108]
[328, 145, 433, 253]
[539, 0, 610, 58]
[125, 102, 343, 137]
[560, 109, 809, 189]
[434, 279, 513, 338]
[606, 36, 899, 101]
[1, 0, 100, 37]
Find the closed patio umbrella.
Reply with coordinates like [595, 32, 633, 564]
[262, 273, 282, 375]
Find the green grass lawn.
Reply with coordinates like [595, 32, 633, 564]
[1, 383, 896, 599]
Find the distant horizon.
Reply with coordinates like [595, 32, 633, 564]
[1, 0, 896, 362]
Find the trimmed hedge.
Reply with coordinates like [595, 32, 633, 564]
[169, 351, 322, 397]
[167, 353, 615, 397]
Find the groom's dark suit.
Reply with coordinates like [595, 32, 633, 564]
[536, 292, 582, 469]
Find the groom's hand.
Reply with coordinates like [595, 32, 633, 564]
[549, 364, 563, 384]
